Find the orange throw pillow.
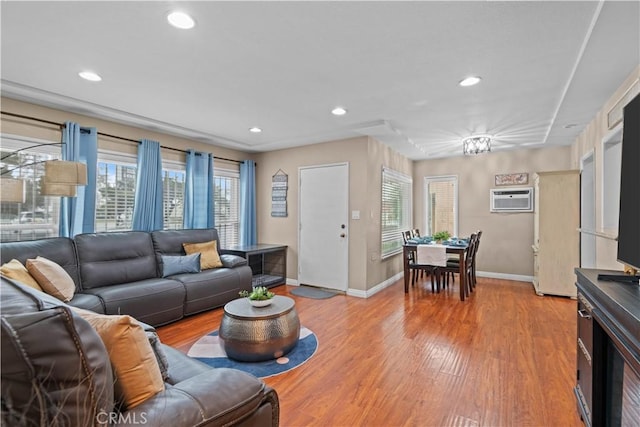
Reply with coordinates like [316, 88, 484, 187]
[26, 256, 75, 302]
[1, 259, 43, 291]
[72, 309, 165, 409]
[182, 240, 223, 270]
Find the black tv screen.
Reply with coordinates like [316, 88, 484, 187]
[617, 92, 640, 271]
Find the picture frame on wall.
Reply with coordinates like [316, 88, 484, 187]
[495, 172, 528, 186]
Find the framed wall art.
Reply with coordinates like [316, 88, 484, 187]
[495, 172, 528, 186]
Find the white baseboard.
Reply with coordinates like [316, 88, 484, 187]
[476, 270, 534, 283]
[347, 271, 404, 299]
[286, 271, 532, 299]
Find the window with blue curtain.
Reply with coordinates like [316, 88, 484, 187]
[183, 150, 214, 229]
[59, 122, 97, 237]
[132, 139, 164, 231]
[239, 159, 257, 245]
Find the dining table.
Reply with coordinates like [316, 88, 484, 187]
[402, 241, 470, 301]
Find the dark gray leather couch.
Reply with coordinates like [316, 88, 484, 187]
[0, 228, 253, 327]
[1, 277, 279, 426]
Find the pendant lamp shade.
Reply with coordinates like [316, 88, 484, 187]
[0, 177, 26, 203]
[40, 182, 77, 197]
[44, 160, 88, 185]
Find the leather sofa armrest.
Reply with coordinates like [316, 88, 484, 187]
[126, 368, 279, 426]
[219, 254, 248, 268]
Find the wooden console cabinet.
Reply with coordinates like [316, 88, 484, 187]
[224, 244, 287, 288]
[574, 268, 640, 426]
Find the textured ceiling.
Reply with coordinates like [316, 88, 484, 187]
[1, 1, 638, 159]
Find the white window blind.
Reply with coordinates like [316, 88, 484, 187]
[381, 167, 412, 258]
[602, 130, 622, 230]
[0, 135, 61, 242]
[214, 169, 240, 248]
[95, 156, 137, 232]
[424, 176, 458, 237]
[163, 166, 185, 230]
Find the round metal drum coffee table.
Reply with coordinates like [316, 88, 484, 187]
[219, 295, 300, 362]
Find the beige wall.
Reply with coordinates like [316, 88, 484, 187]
[569, 66, 640, 270]
[413, 146, 573, 277]
[4, 64, 638, 290]
[255, 136, 413, 293]
[1, 98, 249, 168]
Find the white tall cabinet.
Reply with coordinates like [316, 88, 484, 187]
[532, 170, 580, 297]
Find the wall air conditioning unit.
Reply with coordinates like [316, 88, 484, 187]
[490, 187, 534, 212]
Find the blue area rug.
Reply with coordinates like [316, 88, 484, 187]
[187, 327, 318, 378]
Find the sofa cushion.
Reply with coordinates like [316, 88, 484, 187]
[0, 259, 43, 291]
[0, 279, 114, 426]
[82, 278, 186, 327]
[161, 253, 201, 277]
[26, 256, 76, 302]
[151, 228, 219, 255]
[171, 266, 253, 315]
[73, 310, 165, 410]
[0, 237, 81, 288]
[75, 232, 158, 289]
[183, 240, 223, 270]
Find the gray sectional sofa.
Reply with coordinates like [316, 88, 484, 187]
[1, 276, 279, 426]
[0, 228, 253, 327]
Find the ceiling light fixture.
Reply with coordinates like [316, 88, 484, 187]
[167, 11, 195, 29]
[249, 127, 262, 133]
[462, 135, 492, 155]
[78, 71, 102, 82]
[331, 107, 347, 116]
[459, 76, 481, 87]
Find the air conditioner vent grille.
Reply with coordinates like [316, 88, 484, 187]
[490, 187, 534, 212]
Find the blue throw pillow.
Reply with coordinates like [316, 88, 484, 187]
[161, 253, 201, 277]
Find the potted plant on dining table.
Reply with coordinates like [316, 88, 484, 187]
[432, 231, 451, 244]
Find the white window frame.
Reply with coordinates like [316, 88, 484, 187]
[601, 125, 623, 232]
[214, 167, 240, 248]
[95, 150, 137, 232]
[423, 175, 458, 237]
[162, 159, 186, 230]
[381, 166, 413, 259]
[0, 133, 62, 241]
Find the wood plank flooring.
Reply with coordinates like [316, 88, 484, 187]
[157, 276, 583, 427]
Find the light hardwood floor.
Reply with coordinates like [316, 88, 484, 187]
[157, 276, 583, 427]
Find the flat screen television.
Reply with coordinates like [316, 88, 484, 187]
[616, 92, 640, 275]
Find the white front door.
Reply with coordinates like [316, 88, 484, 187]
[298, 163, 349, 291]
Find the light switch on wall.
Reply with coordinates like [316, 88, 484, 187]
[351, 210, 360, 220]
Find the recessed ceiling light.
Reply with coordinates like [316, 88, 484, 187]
[459, 76, 482, 87]
[78, 71, 102, 82]
[167, 11, 195, 29]
[249, 127, 262, 133]
[331, 107, 347, 116]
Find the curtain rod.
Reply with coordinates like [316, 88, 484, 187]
[1, 111, 245, 164]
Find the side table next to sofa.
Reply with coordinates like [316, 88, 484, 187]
[224, 244, 287, 288]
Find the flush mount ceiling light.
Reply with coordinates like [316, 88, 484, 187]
[78, 71, 102, 82]
[459, 76, 482, 87]
[462, 135, 492, 155]
[167, 11, 195, 29]
[249, 127, 262, 133]
[331, 107, 348, 116]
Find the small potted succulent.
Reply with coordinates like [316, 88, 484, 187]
[432, 231, 451, 244]
[239, 286, 276, 307]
